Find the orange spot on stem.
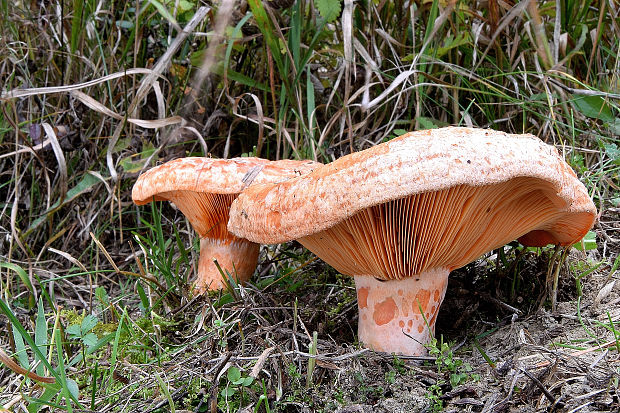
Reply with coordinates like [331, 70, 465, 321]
[358, 287, 369, 309]
[412, 289, 431, 314]
[373, 297, 398, 326]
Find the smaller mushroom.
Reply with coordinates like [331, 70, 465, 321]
[132, 157, 320, 293]
[228, 127, 597, 355]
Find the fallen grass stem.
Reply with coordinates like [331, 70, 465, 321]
[153, 372, 175, 413]
[306, 331, 318, 388]
[473, 339, 496, 369]
[0, 346, 55, 383]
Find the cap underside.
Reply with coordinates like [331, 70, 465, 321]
[299, 177, 594, 280]
[162, 191, 240, 242]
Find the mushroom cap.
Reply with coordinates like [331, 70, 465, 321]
[132, 157, 320, 204]
[228, 127, 597, 279]
[132, 157, 321, 239]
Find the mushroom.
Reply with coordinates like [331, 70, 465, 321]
[228, 127, 597, 355]
[132, 157, 321, 293]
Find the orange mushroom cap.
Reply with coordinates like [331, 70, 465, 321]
[229, 127, 596, 278]
[227, 127, 597, 355]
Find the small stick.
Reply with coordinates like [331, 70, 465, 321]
[480, 292, 522, 314]
[520, 367, 556, 405]
[531, 339, 617, 368]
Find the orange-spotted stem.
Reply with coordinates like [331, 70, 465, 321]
[194, 238, 260, 294]
[354, 268, 449, 356]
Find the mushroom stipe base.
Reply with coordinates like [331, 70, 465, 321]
[195, 238, 260, 294]
[355, 268, 449, 356]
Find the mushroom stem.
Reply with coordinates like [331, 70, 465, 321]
[195, 238, 260, 294]
[354, 267, 449, 356]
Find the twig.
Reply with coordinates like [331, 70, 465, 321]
[520, 367, 556, 406]
[144, 386, 187, 413]
[531, 339, 618, 369]
[480, 292, 522, 315]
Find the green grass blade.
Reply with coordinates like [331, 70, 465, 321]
[25, 173, 101, 235]
[54, 332, 74, 412]
[26, 385, 64, 413]
[212, 65, 270, 92]
[247, 0, 296, 108]
[109, 310, 127, 383]
[145, 0, 179, 28]
[247, 0, 286, 75]
[154, 372, 175, 413]
[0, 262, 34, 294]
[136, 280, 150, 314]
[306, 66, 316, 143]
[224, 12, 254, 72]
[90, 362, 99, 410]
[12, 323, 30, 370]
[34, 297, 48, 377]
[292, 20, 327, 86]
[70, 0, 85, 54]
[0, 300, 62, 382]
[67, 333, 115, 368]
[289, 0, 301, 70]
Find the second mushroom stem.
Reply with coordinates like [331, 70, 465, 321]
[195, 237, 260, 294]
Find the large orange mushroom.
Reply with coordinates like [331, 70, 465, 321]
[132, 157, 321, 293]
[228, 127, 597, 355]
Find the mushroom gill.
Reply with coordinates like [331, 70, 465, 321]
[299, 177, 590, 281]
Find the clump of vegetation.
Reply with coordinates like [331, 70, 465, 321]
[425, 336, 479, 412]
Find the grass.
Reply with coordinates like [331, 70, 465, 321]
[0, 0, 619, 411]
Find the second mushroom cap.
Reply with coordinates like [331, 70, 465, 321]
[132, 157, 321, 293]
